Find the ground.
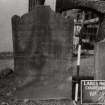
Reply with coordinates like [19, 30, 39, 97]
[0, 54, 94, 104]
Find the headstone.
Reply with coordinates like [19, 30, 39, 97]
[12, 6, 73, 99]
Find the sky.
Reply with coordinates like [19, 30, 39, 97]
[0, 0, 28, 52]
[45, 0, 56, 11]
[0, 0, 56, 52]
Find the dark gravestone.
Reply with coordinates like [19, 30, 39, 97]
[12, 6, 73, 99]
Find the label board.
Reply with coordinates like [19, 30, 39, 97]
[81, 80, 105, 104]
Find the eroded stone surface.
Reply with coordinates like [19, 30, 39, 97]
[11, 6, 73, 99]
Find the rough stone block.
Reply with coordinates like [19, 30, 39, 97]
[95, 41, 105, 80]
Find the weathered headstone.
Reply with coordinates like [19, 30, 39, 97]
[12, 5, 73, 99]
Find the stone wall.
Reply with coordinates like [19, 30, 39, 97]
[12, 6, 73, 86]
[95, 41, 105, 80]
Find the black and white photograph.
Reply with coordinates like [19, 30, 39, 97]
[0, 0, 105, 104]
